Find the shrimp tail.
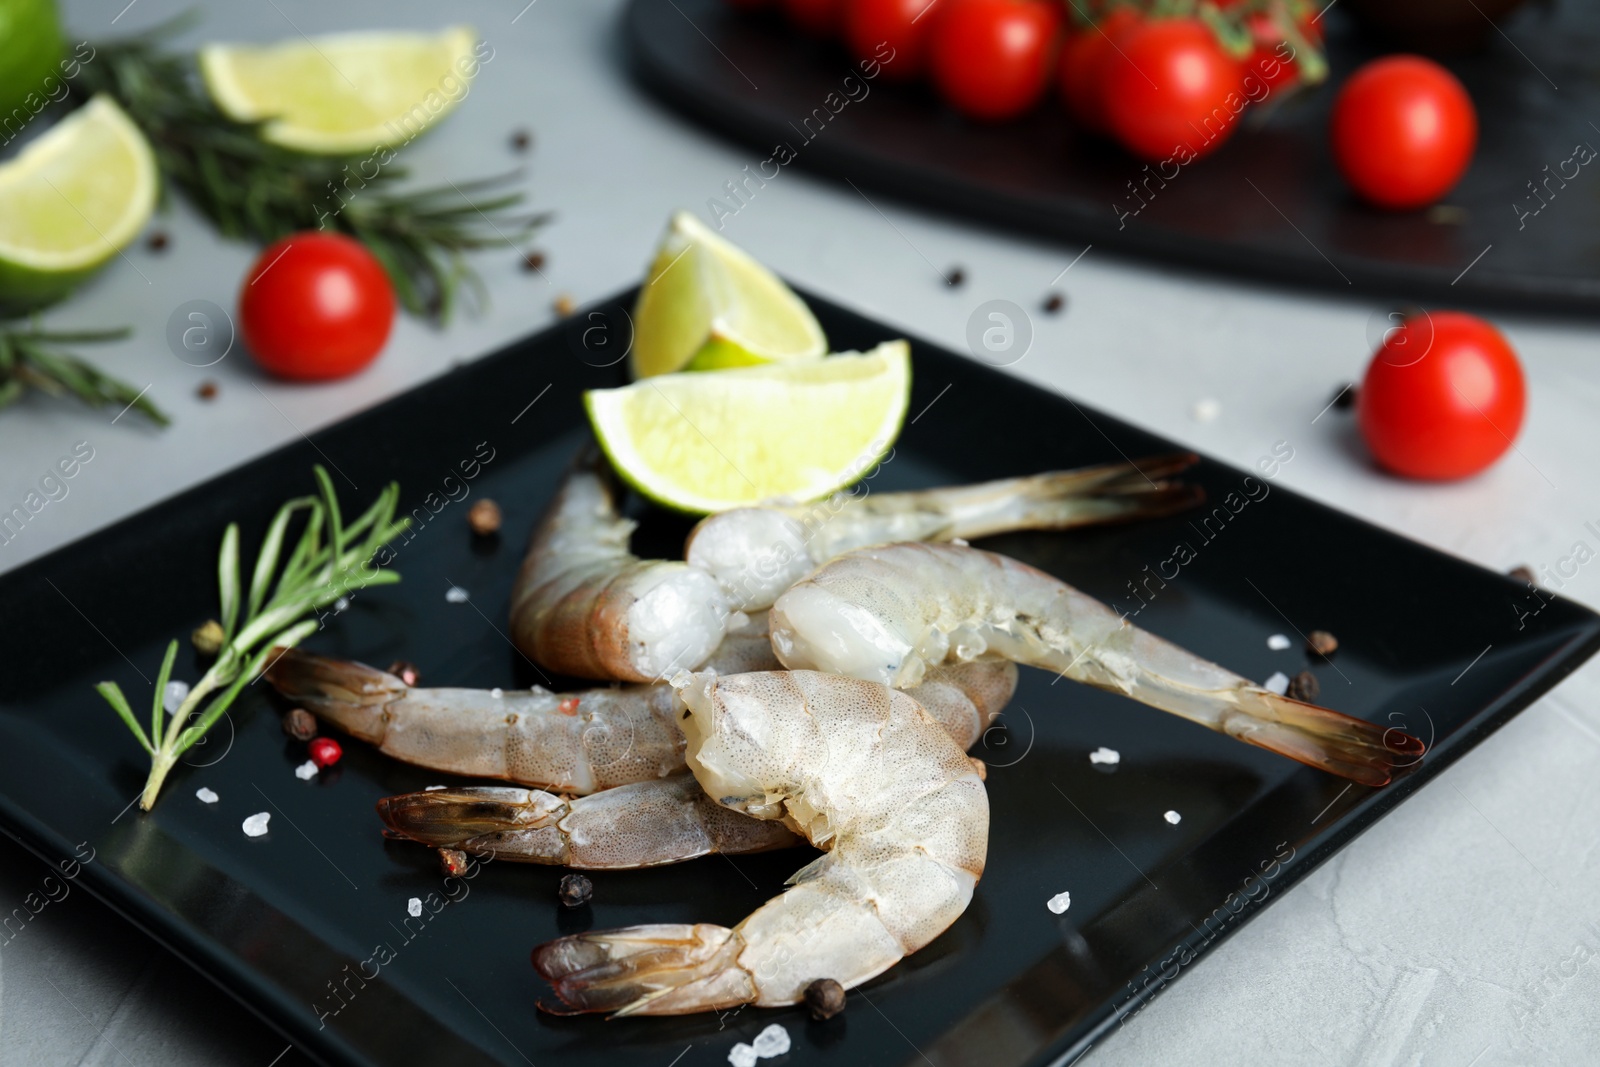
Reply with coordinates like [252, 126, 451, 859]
[1210, 689, 1425, 787]
[951, 453, 1204, 538]
[263, 648, 400, 744]
[534, 924, 754, 1016]
[379, 787, 571, 860]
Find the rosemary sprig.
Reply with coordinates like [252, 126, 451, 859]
[97, 466, 408, 811]
[0, 320, 167, 425]
[77, 16, 548, 322]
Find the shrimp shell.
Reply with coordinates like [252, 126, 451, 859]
[532, 670, 987, 1014]
[769, 542, 1425, 786]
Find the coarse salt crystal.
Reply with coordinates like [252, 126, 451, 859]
[163, 680, 190, 714]
[294, 760, 318, 780]
[490, 688, 503, 699]
[407, 897, 423, 918]
[334, 596, 351, 613]
[1191, 398, 1221, 423]
[242, 812, 270, 837]
[445, 586, 469, 603]
[1164, 810, 1182, 825]
[195, 787, 219, 804]
[728, 1042, 758, 1067]
[751, 1023, 790, 1058]
[1088, 746, 1120, 766]
[1047, 891, 1071, 914]
[1267, 634, 1291, 651]
[1264, 672, 1290, 695]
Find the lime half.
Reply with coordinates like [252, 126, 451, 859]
[0, 95, 157, 307]
[587, 341, 911, 514]
[630, 211, 827, 379]
[199, 26, 479, 154]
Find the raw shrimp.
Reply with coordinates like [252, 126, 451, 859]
[686, 453, 1202, 612]
[265, 649, 684, 794]
[270, 647, 1014, 797]
[769, 543, 1425, 786]
[532, 670, 987, 1015]
[509, 447, 728, 682]
[377, 776, 803, 869]
[375, 659, 1016, 864]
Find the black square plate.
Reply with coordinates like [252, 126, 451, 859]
[626, 0, 1600, 314]
[1, 288, 1595, 1067]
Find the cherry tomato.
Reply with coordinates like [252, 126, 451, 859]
[844, 0, 939, 80]
[781, 0, 845, 35]
[1058, 7, 1142, 134]
[1219, 0, 1323, 91]
[239, 232, 395, 381]
[928, 0, 1062, 121]
[1357, 311, 1525, 480]
[1330, 55, 1477, 210]
[1103, 19, 1244, 163]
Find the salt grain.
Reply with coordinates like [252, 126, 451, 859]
[334, 596, 350, 613]
[445, 586, 469, 603]
[1164, 810, 1182, 825]
[1191, 398, 1221, 423]
[728, 1043, 758, 1067]
[1267, 634, 1291, 651]
[242, 812, 270, 837]
[1264, 671, 1290, 695]
[407, 897, 423, 918]
[751, 1023, 790, 1058]
[1047, 891, 1071, 914]
[163, 680, 190, 714]
[195, 787, 219, 804]
[490, 688, 503, 699]
[294, 760, 318, 780]
[1088, 746, 1120, 766]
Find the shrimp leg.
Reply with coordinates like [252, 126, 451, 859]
[374, 660, 1017, 862]
[770, 543, 1424, 787]
[686, 453, 1203, 612]
[533, 670, 987, 1015]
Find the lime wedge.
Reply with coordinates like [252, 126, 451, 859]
[0, 95, 157, 307]
[199, 26, 479, 154]
[630, 211, 827, 379]
[587, 341, 911, 514]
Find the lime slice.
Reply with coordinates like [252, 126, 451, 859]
[588, 341, 911, 514]
[0, 95, 157, 307]
[0, 0, 64, 119]
[199, 26, 478, 155]
[630, 211, 827, 379]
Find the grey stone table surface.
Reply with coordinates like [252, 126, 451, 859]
[3, 1, 1599, 1064]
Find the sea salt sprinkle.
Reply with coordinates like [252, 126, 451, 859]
[1047, 891, 1071, 914]
[490, 688, 504, 699]
[1266, 634, 1291, 651]
[162, 680, 190, 714]
[1264, 672, 1290, 695]
[1164, 810, 1182, 825]
[195, 787, 219, 804]
[728, 1045, 758, 1067]
[294, 760, 319, 780]
[445, 586, 470, 603]
[407, 897, 423, 918]
[242, 812, 270, 837]
[1088, 746, 1120, 766]
[751, 1024, 791, 1058]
